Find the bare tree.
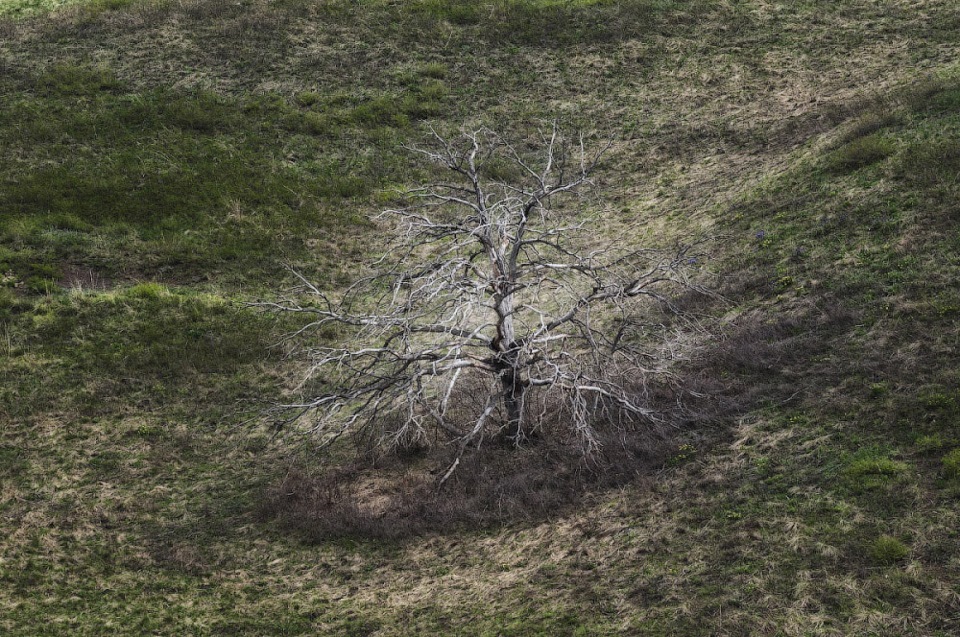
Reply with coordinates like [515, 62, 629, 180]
[265, 125, 701, 479]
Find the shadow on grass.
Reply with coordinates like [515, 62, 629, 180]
[258, 432, 672, 542]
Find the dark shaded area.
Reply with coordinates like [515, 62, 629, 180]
[259, 430, 672, 541]
[707, 297, 859, 402]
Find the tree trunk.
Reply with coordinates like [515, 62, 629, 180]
[501, 366, 525, 443]
[491, 245, 524, 442]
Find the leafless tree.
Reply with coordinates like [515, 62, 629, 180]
[264, 125, 702, 481]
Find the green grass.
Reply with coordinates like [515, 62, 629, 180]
[826, 133, 895, 174]
[0, 64, 409, 287]
[943, 448, 960, 478]
[845, 450, 910, 491]
[1, 0, 960, 634]
[0, 0, 139, 17]
[0, 0, 85, 16]
[870, 535, 910, 565]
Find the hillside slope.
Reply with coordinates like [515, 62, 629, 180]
[1, 0, 960, 634]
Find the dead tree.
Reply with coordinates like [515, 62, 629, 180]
[264, 125, 701, 476]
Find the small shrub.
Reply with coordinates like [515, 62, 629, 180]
[0, 446, 27, 478]
[827, 134, 895, 174]
[23, 264, 61, 295]
[295, 91, 321, 107]
[320, 174, 369, 199]
[398, 94, 442, 120]
[868, 382, 888, 399]
[37, 63, 122, 96]
[0, 287, 17, 320]
[915, 434, 947, 453]
[481, 157, 525, 183]
[841, 112, 900, 144]
[920, 389, 957, 411]
[348, 97, 410, 129]
[126, 282, 169, 300]
[413, 0, 481, 25]
[162, 90, 233, 133]
[900, 77, 951, 113]
[26, 276, 57, 294]
[845, 451, 908, 490]
[419, 62, 448, 79]
[869, 535, 909, 565]
[44, 213, 93, 232]
[898, 139, 960, 188]
[303, 111, 333, 136]
[277, 111, 304, 133]
[133, 423, 163, 439]
[415, 79, 447, 102]
[917, 83, 960, 115]
[847, 457, 907, 477]
[89, 0, 136, 11]
[942, 448, 960, 478]
[243, 91, 294, 116]
[667, 443, 697, 467]
[27, 263, 61, 279]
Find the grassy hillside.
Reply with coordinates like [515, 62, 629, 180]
[1, 0, 960, 634]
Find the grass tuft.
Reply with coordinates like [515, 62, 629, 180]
[845, 451, 909, 490]
[942, 448, 960, 478]
[126, 282, 170, 300]
[898, 138, 960, 188]
[826, 134, 895, 174]
[915, 433, 948, 453]
[869, 535, 910, 565]
[37, 62, 122, 95]
[841, 112, 901, 144]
